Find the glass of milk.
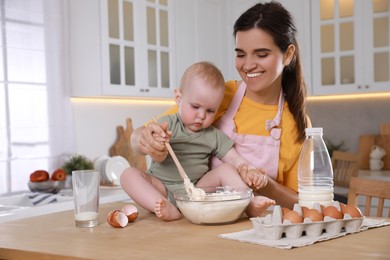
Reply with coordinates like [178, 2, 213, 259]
[72, 170, 100, 227]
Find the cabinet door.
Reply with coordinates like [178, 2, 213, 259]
[173, 0, 230, 82]
[362, 0, 390, 91]
[70, 0, 175, 98]
[311, 0, 390, 96]
[100, 0, 175, 98]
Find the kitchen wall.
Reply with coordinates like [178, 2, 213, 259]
[71, 98, 174, 162]
[307, 97, 390, 153]
[72, 96, 390, 163]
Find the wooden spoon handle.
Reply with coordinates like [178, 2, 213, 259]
[152, 117, 190, 182]
[165, 142, 190, 181]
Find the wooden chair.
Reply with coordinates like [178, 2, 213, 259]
[332, 151, 359, 203]
[332, 150, 359, 188]
[348, 177, 390, 217]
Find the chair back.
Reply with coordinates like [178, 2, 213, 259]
[332, 150, 359, 188]
[348, 177, 390, 217]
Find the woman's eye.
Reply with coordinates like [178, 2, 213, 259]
[192, 105, 199, 109]
[258, 54, 268, 58]
[235, 52, 245, 58]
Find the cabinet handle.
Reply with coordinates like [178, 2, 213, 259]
[365, 85, 369, 89]
[357, 85, 361, 89]
[139, 88, 150, 93]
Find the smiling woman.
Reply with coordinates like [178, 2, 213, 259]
[0, 0, 73, 194]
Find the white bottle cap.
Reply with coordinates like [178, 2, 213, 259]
[305, 127, 323, 136]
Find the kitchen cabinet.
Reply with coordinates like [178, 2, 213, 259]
[311, 0, 390, 95]
[69, 0, 175, 98]
[173, 0, 231, 80]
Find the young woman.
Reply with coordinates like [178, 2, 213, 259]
[128, 2, 310, 209]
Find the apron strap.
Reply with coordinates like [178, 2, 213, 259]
[223, 81, 246, 120]
[266, 90, 284, 140]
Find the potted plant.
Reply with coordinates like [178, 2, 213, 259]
[61, 155, 94, 188]
[324, 138, 347, 157]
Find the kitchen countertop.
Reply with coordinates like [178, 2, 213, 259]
[0, 202, 389, 259]
[0, 186, 130, 223]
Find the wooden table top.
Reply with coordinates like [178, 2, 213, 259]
[0, 201, 389, 259]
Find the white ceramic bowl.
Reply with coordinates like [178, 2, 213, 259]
[28, 180, 65, 194]
[174, 186, 252, 225]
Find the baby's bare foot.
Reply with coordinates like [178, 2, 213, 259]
[245, 196, 275, 218]
[155, 198, 181, 221]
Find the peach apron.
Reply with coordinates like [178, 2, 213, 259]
[210, 82, 284, 180]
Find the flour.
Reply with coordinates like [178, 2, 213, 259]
[176, 190, 250, 224]
[184, 178, 206, 200]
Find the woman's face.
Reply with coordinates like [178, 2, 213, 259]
[235, 28, 291, 101]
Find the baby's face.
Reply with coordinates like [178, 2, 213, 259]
[177, 78, 224, 133]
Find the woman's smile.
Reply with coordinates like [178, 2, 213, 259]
[246, 72, 263, 78]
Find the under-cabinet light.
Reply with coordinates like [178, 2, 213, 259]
[71, 93, 390, 104]
[71, 97, 175, 105]
[307, 92, 390, 101]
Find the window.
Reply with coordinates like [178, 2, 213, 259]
[0, 0, 72, 194]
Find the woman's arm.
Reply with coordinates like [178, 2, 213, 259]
[130, 122, 170, 163]
[256, 178, 298, 209]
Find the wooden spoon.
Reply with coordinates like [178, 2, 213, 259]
[153, 118, 206, 200]
[164, 142, 206, 198]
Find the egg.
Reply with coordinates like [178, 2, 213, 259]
[322, 205, 343, 219]
[303, 208, 324, 222]
[282, 207, 291, 215]
[340, 203, 363, 218]
[301, 206, 309, 215]
[282, 209, 303, 224]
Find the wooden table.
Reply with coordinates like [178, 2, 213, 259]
[357, 170, 390, 181]
[0, 202, 389, 259]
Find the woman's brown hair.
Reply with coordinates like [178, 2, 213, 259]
[233, 1, 308, 143]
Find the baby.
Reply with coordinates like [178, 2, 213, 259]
[121, 61, 275, 221]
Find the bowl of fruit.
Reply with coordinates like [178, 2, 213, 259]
[28, 169, 67, 194]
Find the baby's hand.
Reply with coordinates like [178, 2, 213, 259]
[238, 164, 268, 191]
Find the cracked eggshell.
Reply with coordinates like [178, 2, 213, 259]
[107, 210, 129, 228]
[121, 204, 139, 222]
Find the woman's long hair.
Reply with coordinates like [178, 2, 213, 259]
[233, 1, 308, 143]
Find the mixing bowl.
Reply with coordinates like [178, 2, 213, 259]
[174, 186, 252, 225]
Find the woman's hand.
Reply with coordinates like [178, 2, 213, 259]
[238, 164, 268, 191]
[130, 121, 171, 163]
[238, 164, 298, 208]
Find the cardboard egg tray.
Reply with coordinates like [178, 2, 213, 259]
[250, 203, 363, 240]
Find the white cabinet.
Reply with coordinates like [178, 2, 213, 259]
[69, 0, 175, 98]
[311, 0, 390, 95]
[172, 0, 231, 81]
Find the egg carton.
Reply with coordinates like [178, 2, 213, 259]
[250, 202, 363, 240]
